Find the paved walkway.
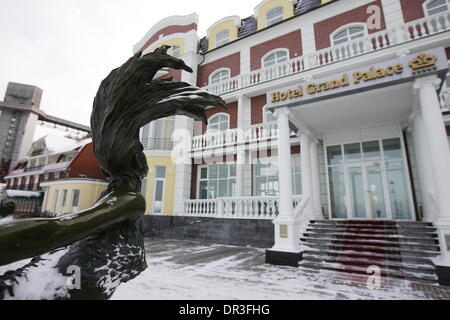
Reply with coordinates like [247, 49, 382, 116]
[112, 239, 450, 300]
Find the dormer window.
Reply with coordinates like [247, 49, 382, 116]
[216, 29, 230, 47]
[211, 69, 230, 84]
[332, 25, 366, 46]
[263, 50, 289, 67]
[266, 6, 284, 27]
[425, 0, 450, 15]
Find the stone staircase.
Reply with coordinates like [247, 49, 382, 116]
[299, 220, 441, 284]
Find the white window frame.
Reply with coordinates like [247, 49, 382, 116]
[197, 163, 237, 200]
[152, 166, 167, 214]
[207, 113, 230, 132]
[266, 6, 284, 27]
[262, 49, 289, 68]
[424, 0, 450, 15]
[210, 68, 231, 85]
[330, 23, 367, 46]
[215, 29, 230, 47]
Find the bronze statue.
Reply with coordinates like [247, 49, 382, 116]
[0, 46, 226, 300]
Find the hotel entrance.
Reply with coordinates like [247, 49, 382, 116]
[326, 137, 414, 221]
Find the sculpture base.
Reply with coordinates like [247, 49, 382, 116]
[435, 265, 450, 286]
[265, 250, 302, 268]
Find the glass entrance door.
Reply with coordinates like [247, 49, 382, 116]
[346, 163, 388, 219]
[327, 138, 414, 220]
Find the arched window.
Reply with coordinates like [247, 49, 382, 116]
[263, 50, 289, 67]
[208, 114, 230, 132]
[211, 69, 230, 84]
[171, 45, 181, 58]
[425, 0, 450, 15]
[266, 6, 284, 27]
[332, 24, 366, 46]
[216, 29, 230, 47]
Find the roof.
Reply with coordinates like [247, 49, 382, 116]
[197, 0, 324, 54]
[5, 138, 93, 179]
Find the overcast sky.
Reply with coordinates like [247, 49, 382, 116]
[0, 0, 257, 137]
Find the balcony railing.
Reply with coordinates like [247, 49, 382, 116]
[184, 195, 302, 220]
[204, 11, 450, 95]
[192, 123, 280, 152]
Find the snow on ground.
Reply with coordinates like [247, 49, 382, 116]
[111, 240, 433, 300]
[0, 216, 14, 225]
[0, 239, 443, 300]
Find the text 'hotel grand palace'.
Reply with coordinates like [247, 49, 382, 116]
[134, 0, 450, 284]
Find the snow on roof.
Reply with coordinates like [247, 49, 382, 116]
[44, 135, 80, 153]
[6, 190, 43, 199]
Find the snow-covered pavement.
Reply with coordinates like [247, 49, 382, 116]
[111, 240, 446, 300]
[1, 238, 448, 300]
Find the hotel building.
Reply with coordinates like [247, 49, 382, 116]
[135, 0, 450, 284]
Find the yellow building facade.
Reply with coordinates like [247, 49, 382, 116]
[41, 179, 108, 216]
[142, 155, 176, 216]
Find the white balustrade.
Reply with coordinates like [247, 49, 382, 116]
[191, 123, 280, 152]
[201, 11, 450, 96]
[183, 195, 302, 220]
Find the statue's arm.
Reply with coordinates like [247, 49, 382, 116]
[0, 191, 145, 267]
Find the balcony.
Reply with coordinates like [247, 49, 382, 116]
[203, 11, 450, 96]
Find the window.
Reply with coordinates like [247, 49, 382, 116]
[172, 45, 181, 58]
[60, 189, 67, 215]
[263, 50, 289, 67]
[266, 6, 284, 27]
[208, 114, 230, 132]
[216, 29, 229, 47]
[255, 156, 302, 196]
[141, 116, 175, 150]
[198, 164, 236, 199]
[141, 177, 147, 197]
[211, 69, 230, 84]
[52, 190, 59, 214]
[153, 166, 166, 214]
[71, 190, 80, 213]
[264, 106, 277, 123]
[332, 25, 366, 46]
[425, 0, 450, 15]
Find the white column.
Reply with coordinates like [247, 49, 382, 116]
[310, 138, 322, 218]
[411, 112, 438, 222]
[300, 132, 312, 206]
[235, 95, 247, 197]
[271, 108, 299, 253]
[235, 148, 245, 197]
[414, 75, 450, 265]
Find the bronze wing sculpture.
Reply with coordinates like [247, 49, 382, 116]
[0, 47, 226, 300]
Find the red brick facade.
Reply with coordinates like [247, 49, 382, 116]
[400, 0, 427, 22]
[250, 30, 303, 71]
[314, 0, 386, 50]
[68, 144, 107, 180]
[197, 52, 241, 87]
[251, 95, 267, 125]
